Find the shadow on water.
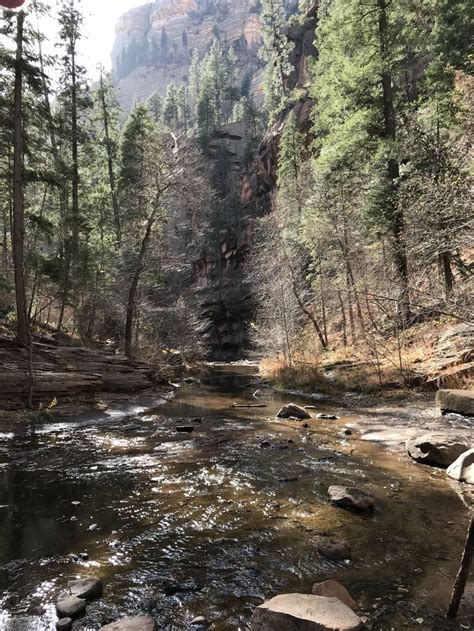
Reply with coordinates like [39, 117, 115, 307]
[0, 363, 472, 630]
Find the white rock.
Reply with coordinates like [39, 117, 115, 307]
[447, 448, 474, 484]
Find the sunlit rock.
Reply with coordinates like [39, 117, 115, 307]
[447, 448, 474, 484]
[101, 616, 157, 630]
[312, 580, 357, 610]
[56, 595, 86, 619]
[67, 576, 103, 600]
[328, 486, 374, 511]
[436, 389, 474, 416]
[276, 403, 311, 420]
[406, 432, 472, 467]
[250, 593, 363, 630]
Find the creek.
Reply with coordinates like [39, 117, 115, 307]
[0, 364, 471, 630]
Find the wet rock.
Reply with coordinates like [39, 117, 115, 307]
[27, 604, 46, 616]
[67, 576, 103, 599]
[250, 593, 363, 630]
[328, 485, 374, 511]
[316, 413, 338, 420]
[279, 476, 299, 482]
[312, 580, 357, 610]
[78, 552, 89, 560]
[316, 538, 352, 561]
[101, 616, 157, 630]
[446, 448, 474, 484]
[176, 425, 194, 433]
[56, 619, 73, 631]
[276, 403, 311, 420]
[190, 616, 209, 627]
[406, 432, 472, 467]
[260, 440, 271, 449]
[303, 423, 310, 428]
[343, 429, 353, 436]
[436, 389, 474, 416]
[56, 595, 86, 618]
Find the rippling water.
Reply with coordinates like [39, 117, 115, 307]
[0, 365, 471, 630]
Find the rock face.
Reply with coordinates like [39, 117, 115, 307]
[250, 594, 363, 631]
[447, 449, 474, 484]
[112, 0, 297, 112]
[101, 616, 157, 631]
[277, 403, 312, 420]
[406, 432, 473, 467]
[328, 486, 374, 511]
[436, 389, 474, 416]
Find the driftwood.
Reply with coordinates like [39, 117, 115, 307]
[231, 403, 267, 408]
[447, 515, 474, 619]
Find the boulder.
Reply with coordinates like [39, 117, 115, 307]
[250, 593, 363, 630]
[316, 538, 352, 561]
[101, 616, 157, 631]
[447, 449, 474, 484]
[276, 403, 311, 420]
[436, 389, 474, 416]
[56, 595, 86, 618]
[56, 620, 73, 631]
[406, 432, 472, 467]
[316, 413, 338, 420]
[328, 486, 374, 511]
[312, 580, 357, 610]
[67, 576, 103, 600]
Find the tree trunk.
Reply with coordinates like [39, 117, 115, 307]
[447, 516, 474, 619]
[440, 251, 454, 299]
[12, 10, 29, 348]
[125, 211, 157, 359]
[377, 0, 410, 324]
[99, 68, 121, 246]
[70, 18, 80, 261]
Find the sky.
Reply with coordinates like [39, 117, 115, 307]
[79, 0, 150, 73]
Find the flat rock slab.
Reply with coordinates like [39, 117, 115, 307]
[277, 403, 311, 420]
[436, 389, 474, 416]
[406, 432, 472, 467]
[56, 595, 86, 618]
[447, 448, 474, 484]
[250, 593, 363, 630]
[312, 580, 357, 610]
[67, 576, 103, 599]
[328, 485, 374, 511]
[101, 616, 157, 631]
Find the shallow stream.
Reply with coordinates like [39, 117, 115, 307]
[0, 364, 472, 630]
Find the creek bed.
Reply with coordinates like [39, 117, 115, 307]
[0, 365, 472, 630]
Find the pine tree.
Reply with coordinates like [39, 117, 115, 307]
[162, 81, 179, 128]
[177, 84, 191, 134]
[259, 0, 294, 115]
[148, 91, 162, 123]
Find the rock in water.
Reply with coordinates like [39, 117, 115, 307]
[447, 449, 474, 484]
[312, 580, 357, 610]
[328, 486, 374, 511]
[250, 594, 363, 630]
[316, 538, 352, 561]
[316, 413, 338, 420]
[406, 432, 472, 467]
[176, 425, 194, 433]
[67, 576, 103, 599]
[276, 403, 311, 420]
[436, 389, 474, 416]
[101, 616, 157, 630]
[56, 595, 86, 618]
[56, 619, 73, 631]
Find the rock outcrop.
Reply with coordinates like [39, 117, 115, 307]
[436, 389, 474, 416]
